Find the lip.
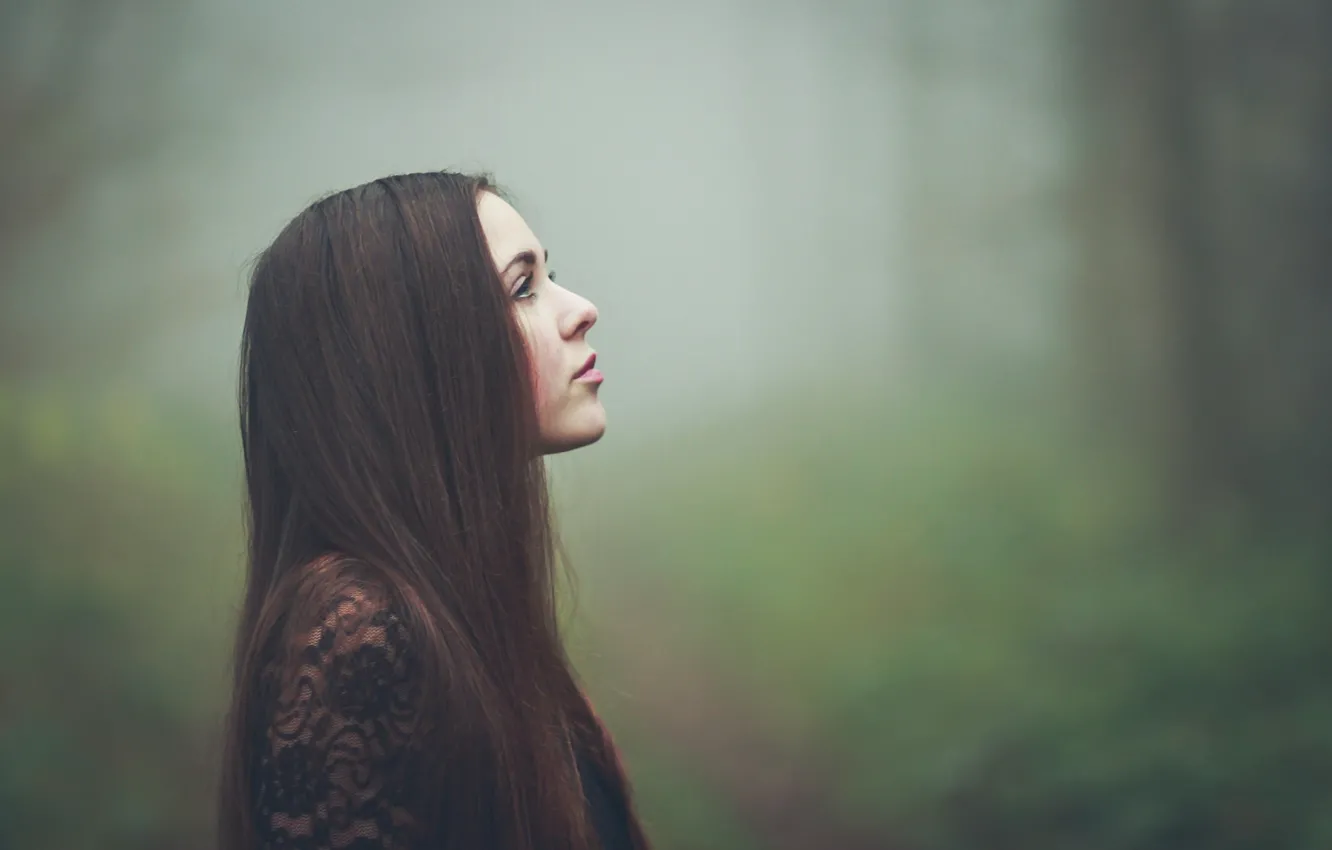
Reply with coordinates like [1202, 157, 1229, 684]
[573, 353, 601, 382]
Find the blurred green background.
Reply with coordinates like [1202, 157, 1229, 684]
[2, 1, 1329, 848]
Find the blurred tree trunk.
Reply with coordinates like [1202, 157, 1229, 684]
[0, 0, 182, 375]
[1202, 0, 1332, 522]
[1069, 0, 1238, 521]
[896, 0, 948, 380]
[1068, 0, 1332, 524]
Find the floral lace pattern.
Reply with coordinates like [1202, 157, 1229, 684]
[252, 583, 421, 849]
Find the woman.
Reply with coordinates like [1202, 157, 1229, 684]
[217, 172, 651, 850]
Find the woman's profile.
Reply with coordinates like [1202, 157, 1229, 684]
[217, 172, 651, 850]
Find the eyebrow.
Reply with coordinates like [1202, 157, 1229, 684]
[500, 248, 549, 276]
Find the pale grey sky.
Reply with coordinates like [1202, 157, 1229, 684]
[7, 0, 1072, 448]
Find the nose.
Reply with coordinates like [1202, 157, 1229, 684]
[559, 287, 598, 340]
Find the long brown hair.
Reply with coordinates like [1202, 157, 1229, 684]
[218, 172, 648, 850]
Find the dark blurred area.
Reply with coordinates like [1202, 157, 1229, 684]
[2, 2, 1329, 849]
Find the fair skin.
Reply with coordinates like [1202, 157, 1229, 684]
[477, 191, 606, 455]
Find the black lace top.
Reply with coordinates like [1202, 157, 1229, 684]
[249, 581, 635, 849]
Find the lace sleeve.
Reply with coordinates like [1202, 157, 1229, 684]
[253, 583, 422, 849]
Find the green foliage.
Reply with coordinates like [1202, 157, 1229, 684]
[2, 383, 1328, 849]
[0, 384, 242, 850]
[619, 754, 765, 850]
[572, 391, 1332, 850]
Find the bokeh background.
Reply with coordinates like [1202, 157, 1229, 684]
[3, 1, 1330, 848]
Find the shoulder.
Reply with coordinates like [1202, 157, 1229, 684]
[252, 558, 426, 846]
[279, 556, 406, 652]
[264, 557, 418, 730]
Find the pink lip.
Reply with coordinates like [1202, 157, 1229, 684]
[574, 354, 602, 382]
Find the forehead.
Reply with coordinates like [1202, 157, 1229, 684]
[476, 191, 541, 265]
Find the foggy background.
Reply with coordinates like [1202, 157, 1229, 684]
[3, 1, 1329, 848]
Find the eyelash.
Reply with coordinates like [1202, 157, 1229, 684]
[514, 268, 555, 301]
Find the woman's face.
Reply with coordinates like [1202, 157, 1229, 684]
[477, 191, 605, 455]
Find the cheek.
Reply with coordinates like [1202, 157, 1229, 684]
[519, 321, 560, 410]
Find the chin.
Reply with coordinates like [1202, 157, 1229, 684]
[540, 407, 606, 456]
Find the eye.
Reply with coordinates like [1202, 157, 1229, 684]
[548, 268, 557, 282]
[513, 274, 536, 300]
